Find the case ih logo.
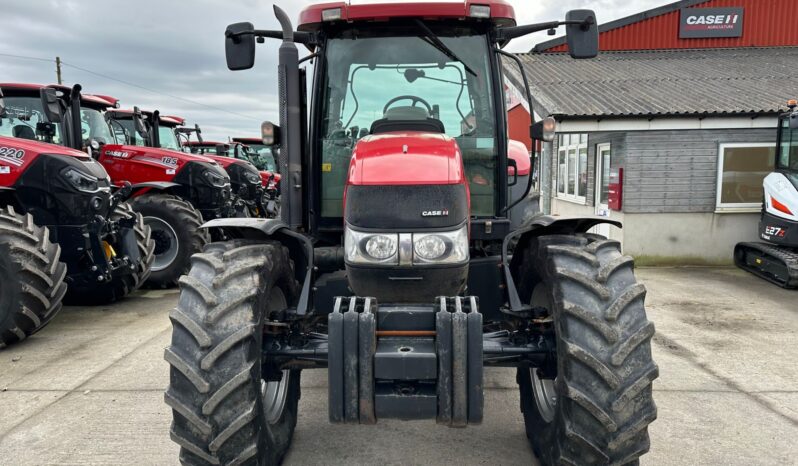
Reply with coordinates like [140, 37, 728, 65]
[680, 7, 744, 39]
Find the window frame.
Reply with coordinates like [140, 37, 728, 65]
[715, 142, 775, 213]
[556, 133, 588, 204]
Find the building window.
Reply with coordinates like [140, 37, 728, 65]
[556, 133, 588, 203]
[716, 143, 776, 211]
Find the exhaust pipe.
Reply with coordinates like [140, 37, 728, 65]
[69, 84, 83, 151]
[274, 5, 303, 229]
[151, 110, 161, 148]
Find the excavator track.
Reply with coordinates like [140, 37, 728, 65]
[734, 242, 798, 289]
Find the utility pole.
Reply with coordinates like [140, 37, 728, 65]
[55, 56, 62, 85]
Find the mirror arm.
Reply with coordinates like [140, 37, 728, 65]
[495, 48, 533, 112]
[496, 17, 595, 42]
[495, 49, 537, 215]
[298, 52, 320, 66]
[226, 29, 317, 46]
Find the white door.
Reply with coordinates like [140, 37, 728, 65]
[592, 143, 611, 238]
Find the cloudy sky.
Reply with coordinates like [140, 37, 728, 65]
[0, 0, 666, 140]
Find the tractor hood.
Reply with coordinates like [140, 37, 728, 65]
[101, 144, 217, 165]
[347, 132, 465, 186]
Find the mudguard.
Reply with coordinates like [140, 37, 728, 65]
[502, 215, 623, 313]
[200, 217, 314, 315]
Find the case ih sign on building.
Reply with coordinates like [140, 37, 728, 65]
[680, 7, 744, 38]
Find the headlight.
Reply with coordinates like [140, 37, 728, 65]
[344, 224, 468, 266]
[245, 171, 261, 185]
[345, 228, 398, 265]
[202, 169, 229, 187]
[412, 225, 469, 264]
[61, 167, 101, 193]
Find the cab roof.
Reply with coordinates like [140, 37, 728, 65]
[298, 0, 516, 31]
[0, 83, 118, 107]
[107, 108, 185, 126]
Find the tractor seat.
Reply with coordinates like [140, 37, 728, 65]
[13, 125, 36, 140]
[370, 106, 445, 135]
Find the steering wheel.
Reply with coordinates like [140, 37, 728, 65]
[383, 95, 433, 116]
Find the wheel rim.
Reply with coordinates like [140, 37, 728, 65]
[531, 369, 558, 423]
[262, 286, 289, 424]
[144, 216, 179, 272]
[530, 283, 558, 423]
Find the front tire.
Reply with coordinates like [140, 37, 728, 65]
[65, 202, 155, 305]
[165, 240, 300, 465]
[516, 234, 658, 465]
[130, 194, 209, 288]
[0, 206, 67, 348]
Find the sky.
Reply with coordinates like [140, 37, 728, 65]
[0, 0, 668, 140]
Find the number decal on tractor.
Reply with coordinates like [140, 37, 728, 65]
[162, 157, 178, 166]
[0, 147, 26, 167]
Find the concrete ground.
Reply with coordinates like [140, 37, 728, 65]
[0, 267, 796, 465]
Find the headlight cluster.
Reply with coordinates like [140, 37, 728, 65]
[345, 224, 468, 266]
[61, 167, 101, 193]
[244, 171, 261, 185]
[202, 169, 229, 188]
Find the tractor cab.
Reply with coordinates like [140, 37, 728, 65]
[232, 136, 280, 174]
[0, 83, 65, 145]
[777, 103, 798, 178]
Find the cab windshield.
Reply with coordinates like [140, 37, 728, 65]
[0, 96, 63, 144]
[779, 116, 798, 172]
[108, 117, 146, 146]
[159, 125, 182, 151]
[80, 107, 115, 146]
[247, 143, 278, 172]
[319, 25, 497, 217]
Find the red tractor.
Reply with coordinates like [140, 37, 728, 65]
[232, 136, 282, 197]
[165, 2, 658, 465]
[0, 89, 155, 348]
[104, 109, 272, 219]
[0, 83, 237, 288]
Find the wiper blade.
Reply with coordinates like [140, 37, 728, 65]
[414, 19, 477, 77]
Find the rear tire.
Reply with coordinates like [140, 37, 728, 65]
[130, 194, 209, 288]
[516, 234, 658, 465]
[65, 202, 155, 305]
[0, 206, 67, 349]
[165, 240, 300, 465]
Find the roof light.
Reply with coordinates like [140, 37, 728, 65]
[469, 4, 491, 18]
[788, 99, 798, 109]
[322, 8, 342, 22]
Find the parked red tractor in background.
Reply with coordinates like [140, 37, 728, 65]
[0, 88, 155, 348]
[104, 109, 273, 218]
[164, 2, 658, 465]
[0, 83, 238, 288]
[232, 136, 282, 197]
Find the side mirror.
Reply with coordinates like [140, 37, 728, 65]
[225, 22, 256, 71]
[531, 117, 556, 142]
[261, 121, 282, 146]
[39, 88, 63, 123]
[790, 112, 798, 130]
[566, 10, 599, 59]
[132, 106, 150, 140]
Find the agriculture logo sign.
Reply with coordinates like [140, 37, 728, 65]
[680, 7, 744, 39]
